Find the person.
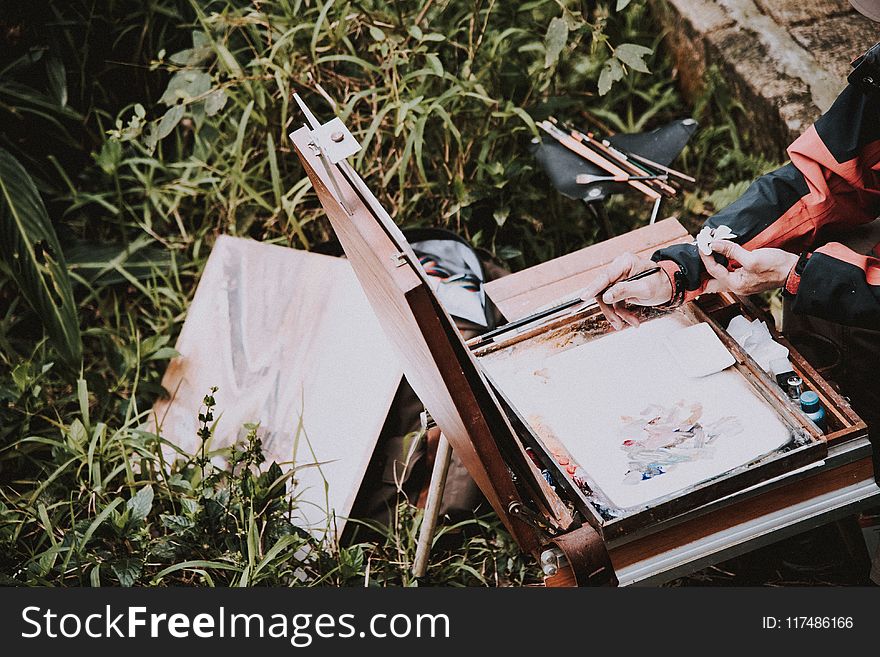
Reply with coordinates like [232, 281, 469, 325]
[579, 4, 880, 583]
[581, 42, 879, 328]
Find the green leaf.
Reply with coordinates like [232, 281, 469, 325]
[126, 485, 154, 522]
[496, 245, 522, 261]
[253, 535, 300, 579]
[0, 149, 81, 367]
[204, 89, 228, 116]
[146, 346, 179, 361]
[159, 70, 212, 106]
[160, 514, 194, 531]
[78, 498, 124, 552]
[11, 363, 32, 393]
[615, 43, 652, 73]
[493, 207, 510, 227]
[707, 180, 752, 211]
[156, 104, 184, 140]
[65, 238, 171, 286]
[77, 378, 90, 429]
[45, 55, 67, 107]
[67, 418, 88, 448]
[369, 26, 386, 42]
[425, 53, 444, 77]
[543, 17, 568, 69]
[214, 43, 244, 79]
[110, 558, 142, 587]
[598, 58, 625, 95]
[151, 560, 239, 584]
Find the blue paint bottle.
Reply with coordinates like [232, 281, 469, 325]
[799, 391, 826, 432]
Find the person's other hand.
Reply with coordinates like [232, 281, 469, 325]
[699, 240, 797, 296]
[578, 253, 673, 330]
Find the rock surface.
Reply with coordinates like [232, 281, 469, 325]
[652, 0, 877, 157]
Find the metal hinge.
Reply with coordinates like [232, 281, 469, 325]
[508, 501, 560, 536]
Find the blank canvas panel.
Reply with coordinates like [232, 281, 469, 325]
[483, 313, 792, 510]
[150, 236, 403, 537]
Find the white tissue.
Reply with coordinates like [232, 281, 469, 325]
[726, 314, 790, 372]
[696, 225, 738, 256]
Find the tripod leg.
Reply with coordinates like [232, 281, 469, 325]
[413, 433, 453, 579]
[587, 201, 615, 239]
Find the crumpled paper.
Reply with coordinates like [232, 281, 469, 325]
[727, 314, 790, 373]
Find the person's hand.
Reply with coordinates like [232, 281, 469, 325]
[578, 253, 673, 330]
[699, 240, 797, 296]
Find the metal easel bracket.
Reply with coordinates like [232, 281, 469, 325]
[292, 93, 361, 214]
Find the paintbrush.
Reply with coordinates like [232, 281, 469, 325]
[553, 118, 678, 198]
[468, 266, 663, 349]
[538, 120, 662, 201]
[576, 173, 668, 184]
[623, 151, 696, 184]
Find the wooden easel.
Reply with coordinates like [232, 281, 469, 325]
[410, 218, 880, 583]
[413, 432, 453, 578]
[291, 100, 877, 587]
[411, 218, 693, 578]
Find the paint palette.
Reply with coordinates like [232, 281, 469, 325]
[475, 303, 826, 539]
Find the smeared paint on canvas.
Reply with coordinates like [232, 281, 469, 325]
[619, 402, 742, 485]
[482, 313, 791, 510]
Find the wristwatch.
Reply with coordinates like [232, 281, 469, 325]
[655, 260, 686, 308]
[783, 251, 812, 297]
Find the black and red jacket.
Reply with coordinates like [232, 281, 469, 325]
[653, 74, 880, 329]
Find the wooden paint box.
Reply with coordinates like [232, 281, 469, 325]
[290, 115, 876, 586]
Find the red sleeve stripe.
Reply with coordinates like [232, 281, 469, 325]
[741, 128, 880, 253]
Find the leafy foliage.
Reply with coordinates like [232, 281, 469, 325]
[0, 1, 776, 586]
[0, 149, 81, 367]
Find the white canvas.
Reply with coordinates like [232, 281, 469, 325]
[150, 237, 403, 538]
[483, 313, 792, 510]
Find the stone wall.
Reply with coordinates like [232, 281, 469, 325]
[652, 0, 878, 157]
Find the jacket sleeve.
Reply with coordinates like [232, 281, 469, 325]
[652, 82, 880, 327]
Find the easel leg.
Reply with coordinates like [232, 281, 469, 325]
[587, 202, 615, 239]
[413, 433, 453, 579]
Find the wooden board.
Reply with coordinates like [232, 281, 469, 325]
[485, 217, 691, 321]
[612, 456, 878, 582]
[149, 236, 403, 538]
[291, 125, 562, 553]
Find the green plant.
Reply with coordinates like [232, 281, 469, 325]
[0, 0, 784, 587]
[0, 149, 82, 369]
[0, 380, 533, 586]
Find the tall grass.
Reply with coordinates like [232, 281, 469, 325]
[0, 1, 776, 586]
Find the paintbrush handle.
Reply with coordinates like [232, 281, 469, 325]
[539, 122, 661, 201]
[468, 267, 663, 350]
[551, 116, 678, 197]
[574, 132, 678, 197]
[594, 265, 663, 299]
[627, 152, 696, 184]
